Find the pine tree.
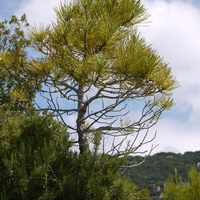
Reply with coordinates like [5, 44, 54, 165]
[27, 0, 178, 155]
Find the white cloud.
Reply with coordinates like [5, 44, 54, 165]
[15, 0, 72, 26]
[140, 0, 200, 153]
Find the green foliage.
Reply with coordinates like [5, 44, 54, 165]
[0, 104, 149, 199]
[29, 0, 177, 95]
[163, 166, 200, 200]
[0, 14, 37, 107]
[51, 152, 150, 200]
[0, 107, 71, 199]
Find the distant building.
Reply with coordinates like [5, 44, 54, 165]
[156, 185, 161, 192]
[153, 185, 161, 192]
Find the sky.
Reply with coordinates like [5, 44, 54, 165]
[0, 0, 200, 154]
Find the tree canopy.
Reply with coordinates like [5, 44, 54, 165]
[0, 108, 71, 199]
[0, 14, 37, 107]
[23, 0, 178, 156]
[163, 167, 200, 200]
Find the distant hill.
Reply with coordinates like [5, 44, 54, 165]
[124, 151, 200, 199]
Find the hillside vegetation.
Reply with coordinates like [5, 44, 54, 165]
[125, 151, 200, 199]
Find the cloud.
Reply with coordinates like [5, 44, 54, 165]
[140, 0, 200, 153]
[15, 0, 72, 26]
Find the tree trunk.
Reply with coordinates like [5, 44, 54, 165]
[77, 84, 88, 154]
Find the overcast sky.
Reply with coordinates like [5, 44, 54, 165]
[1, 0, 200, 154]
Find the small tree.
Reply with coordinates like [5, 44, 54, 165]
[25, 0, 178, 156]
[0, 14, 37, 107]
[163, 167, 200, 200]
